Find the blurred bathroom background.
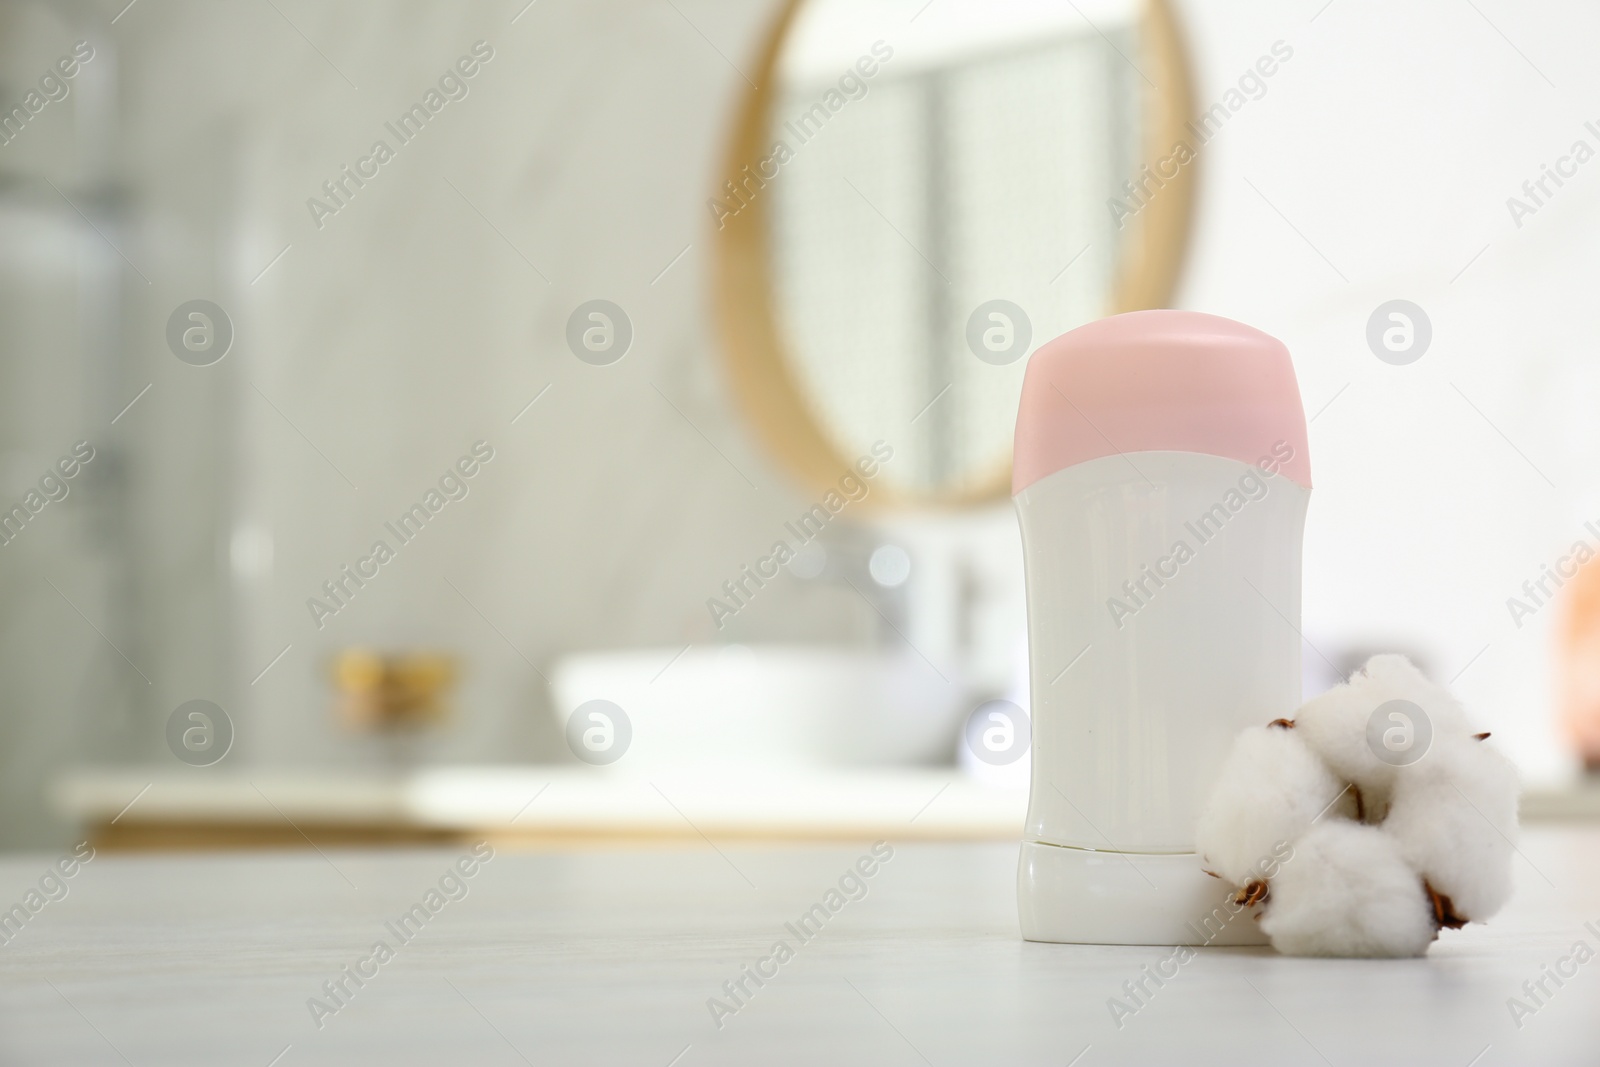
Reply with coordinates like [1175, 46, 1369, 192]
[2, 0, 1599, 851]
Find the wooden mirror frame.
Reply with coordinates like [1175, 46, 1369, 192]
[711, 0, 1198, 508]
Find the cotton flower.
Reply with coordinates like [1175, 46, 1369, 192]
[1292, 653, 1469, 818]
[1197, 654, 1518, 958]
[1195, 723, 1354, 888]
[1259, 821, 1436, 958]
[1383, 733, 1518, 924]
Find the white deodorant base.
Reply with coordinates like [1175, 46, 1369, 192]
[1018, 842, 1269, 946]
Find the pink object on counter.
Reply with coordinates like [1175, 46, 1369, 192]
[1012, 310, 1312, 495]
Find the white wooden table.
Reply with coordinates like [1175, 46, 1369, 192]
[1, 827, 1597, 1065]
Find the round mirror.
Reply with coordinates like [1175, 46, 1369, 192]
[713, 0, 1195, 505]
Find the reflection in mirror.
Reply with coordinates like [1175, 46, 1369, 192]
[716, 0, 1194, 504]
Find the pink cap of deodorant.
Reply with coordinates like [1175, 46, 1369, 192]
[1012, 310, 1311, 495]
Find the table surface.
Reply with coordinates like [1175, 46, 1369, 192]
[1, 827, 1597, 1066]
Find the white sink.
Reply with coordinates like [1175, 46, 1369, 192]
[549, 645, 967, 771]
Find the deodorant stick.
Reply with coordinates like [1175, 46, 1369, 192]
[1012, 310, 1311, 945]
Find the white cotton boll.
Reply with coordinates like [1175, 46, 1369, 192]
[1293, 654, 1470, 814]
[1358, 654, 1473, 740]
[1260, 821, 1436, 958]
[1195, 725, 1353, 888]
[1384, 735, 1519, 923]
[1292, 681, 1394, 807]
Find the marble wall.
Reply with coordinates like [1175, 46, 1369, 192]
[0, 0, 892, 848]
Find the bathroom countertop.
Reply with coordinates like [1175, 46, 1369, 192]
[53, 766, 1030, 847]
[2, 827, 1598, 1065]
